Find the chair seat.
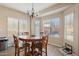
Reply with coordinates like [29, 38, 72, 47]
[24, 43, 30, 46]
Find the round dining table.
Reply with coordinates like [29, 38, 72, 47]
[19, 35, 42, 56]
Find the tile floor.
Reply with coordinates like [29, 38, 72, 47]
[0, 44, 63, 56]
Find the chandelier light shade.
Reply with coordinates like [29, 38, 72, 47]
[27, 3, 38, 18]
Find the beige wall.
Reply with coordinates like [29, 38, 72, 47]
[0, 15, 7, 37]
[0, 6, 30, 47]
[30, 17, 35, 35]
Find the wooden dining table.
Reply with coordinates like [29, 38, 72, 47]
[19, 35, 42, 56]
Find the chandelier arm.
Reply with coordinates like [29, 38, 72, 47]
[27, 3, 38, 18]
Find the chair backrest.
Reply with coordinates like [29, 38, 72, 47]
[30, 35, 36, 37]
[40, 32, 44, 36]
[40, 32, 48, 37]
[42, 35, 48, 48]
[13, 35, 19, 48]
[22, 32, 29, 35]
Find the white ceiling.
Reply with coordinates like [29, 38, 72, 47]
[39, 6, 69, 17]
[0, 3, 55, 13]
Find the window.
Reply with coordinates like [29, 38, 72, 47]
[43, 20, 50, 35]
[64, 13, 74, 41]
[8, 17, 29, 47]
[50, 17, 60, 38]
[19, 19, 28, 34]
[8, 17, 18, 35]
[8, 17, 18, 47]
[43, 17, 60, 38]
[34, 20, 40, 36]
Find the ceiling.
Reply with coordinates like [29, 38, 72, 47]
[0, 3, 72, 17]
[0, 3, 55, 13]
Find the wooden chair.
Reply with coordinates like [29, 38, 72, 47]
[40, 32, 44, 36]
[30, 35, 36, 37]
[33, 35, 48, 56]
[41, 35, 48, 56]
[22, 32, 29, 35]
[13, 35, 30, 56]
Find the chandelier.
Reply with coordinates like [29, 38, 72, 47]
[27, 3, 38, 18]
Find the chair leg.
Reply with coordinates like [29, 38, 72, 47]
[39, 47, 42, 56]
[15, 48, 17, 56]
[46, 47, 47, 56]
[25, 46, 27, 56]
[28, 46, 30, 52]
[40, 48, 42, 56]
[18, 49, 20, 56]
